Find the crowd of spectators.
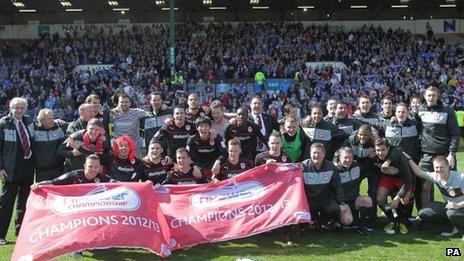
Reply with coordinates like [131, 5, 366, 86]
[0, 21, 463, 120]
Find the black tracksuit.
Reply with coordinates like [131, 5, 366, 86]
[301, 159, 344, 222]
[302, 120, 348, 160]
[416, 101, 460, 171]
[33, 123, 67, 181]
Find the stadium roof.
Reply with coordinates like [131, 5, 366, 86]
[0, 0, 461, 14]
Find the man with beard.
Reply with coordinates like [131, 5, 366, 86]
[224, 107, 267, 166]
[109, 93, 147, 158]
[103, 135, 143, 182]
[153, 106, 196, 158]
[210, 100, 229, 138]
[339, 125, 378, 231]
[142, 92, 173, 148]
[302, 106, 347, 160]
[185, 93, 210, 122]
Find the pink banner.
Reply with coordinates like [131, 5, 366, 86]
[155, 163, 311, 249]
[12, 182, 172, 261]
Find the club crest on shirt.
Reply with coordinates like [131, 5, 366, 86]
[248, 126, 253, 133]
[240, 163, 246, 169]
[323, 173, 330, 181]
[210, 139, 215, 146]
[351, 167, 360, 179]
[185, 125, 191, 131]
[282, 155, 287, 162]
[433, 112, 441, 121]
[200, 112, 205, 116]
[52, 130, 58, 137]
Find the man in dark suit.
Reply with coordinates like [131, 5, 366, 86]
[0, 97, 35, 245]
[249, 96, 279, 153]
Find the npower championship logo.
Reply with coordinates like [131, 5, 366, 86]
[189, 181, 266, 209]
[51, 186, 141, 214]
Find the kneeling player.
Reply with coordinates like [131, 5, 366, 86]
[211, 139, 250, 181]
[335, 147, 373, 236]
[374, 138, 412, 234]
[142, 139, 174, 185]
[301, 143, 352, 232]
[162, 148, 207, 185]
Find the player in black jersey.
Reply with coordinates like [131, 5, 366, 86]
[255, 132, 291, 166]
[31, 154, 112, 188]
[163, 148, 207, 185]
[142, 139, 173, 185]
[102, 135, 143, 182]
[211, 139, 250, 181]
[224, 107, 267, 166]
[186, 116, 227, 178]
[186, 93, 210, 122]
[153, 106, 196, 158]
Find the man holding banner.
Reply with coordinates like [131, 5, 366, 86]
[31, 154, 112, 189]
[15, 154, 171, 260]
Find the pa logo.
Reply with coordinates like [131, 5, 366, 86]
[446, 248, 461, 256]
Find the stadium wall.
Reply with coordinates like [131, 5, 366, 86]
[0, 19, 462, 39]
